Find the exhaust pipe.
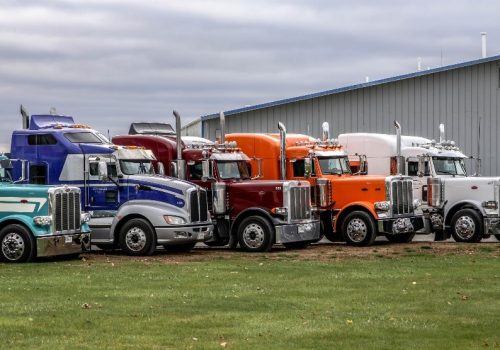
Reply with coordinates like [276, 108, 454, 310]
[439, 123, 445, 143]
[172, 110, 186, 179]
[20, 105, 30, 129]
[321, 122, 329, 141]
[219, 112, 225, 144]
[394, 120, 402, 175]
[278, 122, 287, 180]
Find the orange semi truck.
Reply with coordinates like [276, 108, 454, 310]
[226, 122, 425, 246]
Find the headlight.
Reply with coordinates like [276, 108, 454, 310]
[271, 207, 288, 216]
[413, 199, 422, 209]
[164, 215, 186, 225]
[80, 212, 92, 223]
[33, 216, 52, 226]
[374, 201, 390, 211]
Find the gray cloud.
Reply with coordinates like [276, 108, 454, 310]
[0, 0, 499, 144]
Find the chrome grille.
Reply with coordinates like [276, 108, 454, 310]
[190, 189, 209, 222]
[52, 190, 81, 232]
[390, 179, 414, 216]
[289, 186, 310, 220]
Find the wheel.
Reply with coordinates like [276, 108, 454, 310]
[237, 216, 274, 252]
[163, 242, 196, 252]
[0, 224, 36, 263]
[341, 211, 377, 246]
[282, 241, 310, 249]
[385, 232, 415, 243]
[450, 209, 483, 243]
[119, 219, 156, 256]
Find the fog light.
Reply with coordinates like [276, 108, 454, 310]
[413, 199, 422, 209]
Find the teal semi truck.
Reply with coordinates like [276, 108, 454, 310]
[0, 155, 90, 263]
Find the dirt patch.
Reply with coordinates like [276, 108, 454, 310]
[80, 241, 500, 265]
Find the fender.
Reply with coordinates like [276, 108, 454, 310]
[333, 201, 377, 231]
[230, 207, 277, 235]
[0, 215, 51, 237]
[444, 200, 485, 226]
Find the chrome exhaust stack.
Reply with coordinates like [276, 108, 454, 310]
[219, 111, 225, 144]
[278, 121, 287, 180]
[321, 122, 329, 141]
[20, 105, 30, 129]
[439, 123, 445, 144]
[394, 120, 403, 175]
[172, 110, 186, 179]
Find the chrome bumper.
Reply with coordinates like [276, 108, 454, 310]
[378, 216, 425, 235]
[155, 222, 214, 245]
[36, 233, 90, 258]
[275, 220, 321, 244]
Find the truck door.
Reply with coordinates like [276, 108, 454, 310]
[407, 158, 428, 201]
[86, 158, 121, 211]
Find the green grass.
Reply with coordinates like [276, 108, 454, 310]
[0, 249, 499, 349]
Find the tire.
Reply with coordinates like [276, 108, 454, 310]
[0, 224, 36, 263]
[237, 216, 274, 252]
[282, 241, 310, 249]
[450, 209, 483, 243]
[118, 218, 157, 256]
[163, 242, 196, 252]
[385, 232, 416, 243]
[495, 234, 500, 241]
[341, 211, 377, 247]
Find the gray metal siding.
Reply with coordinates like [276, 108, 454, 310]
[203, 60, 500, 175]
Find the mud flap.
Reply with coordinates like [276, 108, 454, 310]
[434, 229, 450, 241]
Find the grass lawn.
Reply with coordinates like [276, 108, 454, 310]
[0, 243, 499, 349]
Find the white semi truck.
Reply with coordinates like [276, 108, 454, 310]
[338, 122, 500, 243]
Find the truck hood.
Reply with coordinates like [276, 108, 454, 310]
[443, 176, 500, 186]
[227, 179, 306, 193]
[125, 174, 199, 195]
[0, 183, 51, 213]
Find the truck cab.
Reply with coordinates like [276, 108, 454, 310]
[226, 122, 425, 247]
[339, 123, 500, 242]
[10, 113, 213, 255]
[112, 112, 321, 252]
[0, 154, 90, 263]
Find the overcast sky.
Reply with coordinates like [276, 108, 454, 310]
[0, 0, 499, 148]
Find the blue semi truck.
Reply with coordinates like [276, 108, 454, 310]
[0, 154, 90, 263]
[9, 110, 213, 255]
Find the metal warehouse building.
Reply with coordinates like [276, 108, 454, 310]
[201, 55, 500, 176]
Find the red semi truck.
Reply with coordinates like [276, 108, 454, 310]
[113, 112, 320, 252]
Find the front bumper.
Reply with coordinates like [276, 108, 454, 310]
[275, 220, 321, 244]
[378, 216, 425, 235]
[36, 232, 90, 258]
[155, 222, 214, 245]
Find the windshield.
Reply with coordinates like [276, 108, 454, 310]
[317, 156, 352, 175]
[65, 132, 105, 144]
[119, 160, 155, 175]
[217, 161, 250, 180]
[432, 157, 467, 176]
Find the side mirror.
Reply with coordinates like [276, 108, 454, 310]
[304, 157, 312, 178]
[0, 159, 13, 169]
[157, 162, 165, 175]
[202, 159, 213, 181]
[251, 158, 263, 179]
[98, 161, 108, 181]
[170, 161, 178, 178]
[417, 157, 425, 177]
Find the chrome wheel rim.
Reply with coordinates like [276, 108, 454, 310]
[455, 216, 475, 240]
[125, 227, 147, 251]
[242, 223, 265, 248]
[346, 218, 368, 242]
[2, 232, 25, 261]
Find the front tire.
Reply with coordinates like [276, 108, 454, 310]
[0, 224, 36, 263]
[119, 219, 157, 256]
[385, 232, 415, 243]
[341, 211, 377, 246]
[237, 216, 274, 252]
[450, 209, 483, 243]
[163, 242, 197, 252]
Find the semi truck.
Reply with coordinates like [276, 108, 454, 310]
[112, 112, 320, 252]
[9, 110, 213, 255]
[0, 154, 90, 263]
[225, 122, 425, 246]
[338, 122, 500, 242]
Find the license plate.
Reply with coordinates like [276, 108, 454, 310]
[64, 235, 73, 244]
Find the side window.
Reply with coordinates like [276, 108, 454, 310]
[28, 134, 57, 145]
[188, 162, 203, 180]
[408, 162, 419, 176]
[292, 160, 305, 177]
[30, 164, 47, 184]
[89, 162, 99, 176]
